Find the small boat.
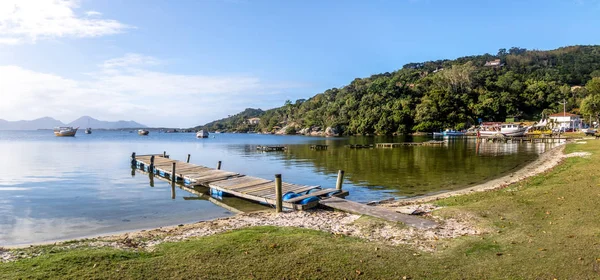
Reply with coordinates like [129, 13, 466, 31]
[433, 129, 465, 137]
[479, 123, 529, 137]
[54, 127, 78, 137]
[84, 128, 92, 134]
[138, 129, 149, 136]
[196, 130, 209, 138]
[582, 128, 597, 136]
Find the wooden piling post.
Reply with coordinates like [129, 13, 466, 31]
[131, 152, 136, 167]
[336, 170, 345, 191]
[172, 162, 176, 183]
[186, 154, 191, 163]
[149, 173, 154, 187]
[163, 151, 166, 157]
[217, 161, 222, 170]
[149, 155, 155, 173]
[275, 174, 282, 213]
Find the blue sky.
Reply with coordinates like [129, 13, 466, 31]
[1, 0, 599, 127]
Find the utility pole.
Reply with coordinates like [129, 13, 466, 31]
[558, 99, 568, 131]
[558, 99, 567, 117]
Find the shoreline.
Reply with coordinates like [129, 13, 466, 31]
[1, 141, 570, 262]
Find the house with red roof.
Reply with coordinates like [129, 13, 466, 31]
[548, 112, 581, 130]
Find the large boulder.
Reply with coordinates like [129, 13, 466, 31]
[298, 127, 310, 135]
[325, 127, 339, 137]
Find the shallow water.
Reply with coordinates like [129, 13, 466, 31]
[0, 130, 553, 245]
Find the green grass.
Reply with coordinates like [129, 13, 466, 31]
[3, 141, 600, 279]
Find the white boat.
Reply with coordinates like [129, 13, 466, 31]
[85, 128, 92, 134]
[54, 127, 78, 137]
[196, 130, 209, 138]
[479, 123, 529, 137]
[138, 129, 149, 136]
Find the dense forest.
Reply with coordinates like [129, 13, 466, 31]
[198, 45, 600, 135]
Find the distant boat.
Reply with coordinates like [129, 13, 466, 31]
[138, 129, 149, 136]
[84, 128, 92, 134]
[196, 130, 209, 138]
[54, 127, 78, 137]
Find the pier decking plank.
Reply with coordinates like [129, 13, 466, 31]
[226, 179, 273, 190]
[226, 182, 275, 193]
[319, 197, 437, 229]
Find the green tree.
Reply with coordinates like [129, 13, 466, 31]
[586, 77, 600, 95]
[580, 94, 600, 123]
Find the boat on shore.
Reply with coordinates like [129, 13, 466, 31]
[84, 128, 92, 134]
[479, 123, 529, 137]
[138, 129, 149, 136]
[54, 127, 78, 137]
[196, 130, 209, 138]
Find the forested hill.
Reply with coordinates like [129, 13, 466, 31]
[197, 108, 264, 132]
[199, 45, 600, 135]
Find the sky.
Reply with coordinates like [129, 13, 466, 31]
[0, 0, 599, 127]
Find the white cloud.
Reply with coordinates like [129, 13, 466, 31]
[0, 37, 21, 45]
[85, 10, 102, 17]
[101, 53, 161, 69]
[0, 0, 131, 45]
[0, 54, 302, 127]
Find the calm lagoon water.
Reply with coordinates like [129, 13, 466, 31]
[0, 130, 553, 245]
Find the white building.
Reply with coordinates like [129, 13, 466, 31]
[548, 113, 581, 130]
[247, 117, 261, 125]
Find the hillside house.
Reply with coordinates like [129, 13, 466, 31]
[484, 59, 504, 67]
[247, 117, 261, 125]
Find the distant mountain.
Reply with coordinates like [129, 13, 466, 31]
[0, 117, 64, 130]
[67, 116, 146, 129]
[0, 116, 147, 130]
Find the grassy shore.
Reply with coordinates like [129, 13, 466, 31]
[2, 141, 600, 279]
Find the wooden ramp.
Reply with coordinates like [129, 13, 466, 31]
[319, 197, 438, 229]
[133, 154, 349, 210]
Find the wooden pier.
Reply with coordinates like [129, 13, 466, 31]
[310, 144, 328, 150]
[256, 145, 287, 151]
[131, 153, 438, 228]
[346, 144, 374, 149]
[375, 140, 446, 148]
[131, 153, 348, 210]
[479, 137, 568, 144]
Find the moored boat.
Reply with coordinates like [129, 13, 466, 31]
[479, 123, 529, 137]
[196, 130, 209, 138]
[433, 129, 466, 137]
[85, 128, 92, 134]
[138, 129, 149, 136]
[54, 127, 78, 137]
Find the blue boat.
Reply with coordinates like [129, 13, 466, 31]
[433, 129, 465, 137]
